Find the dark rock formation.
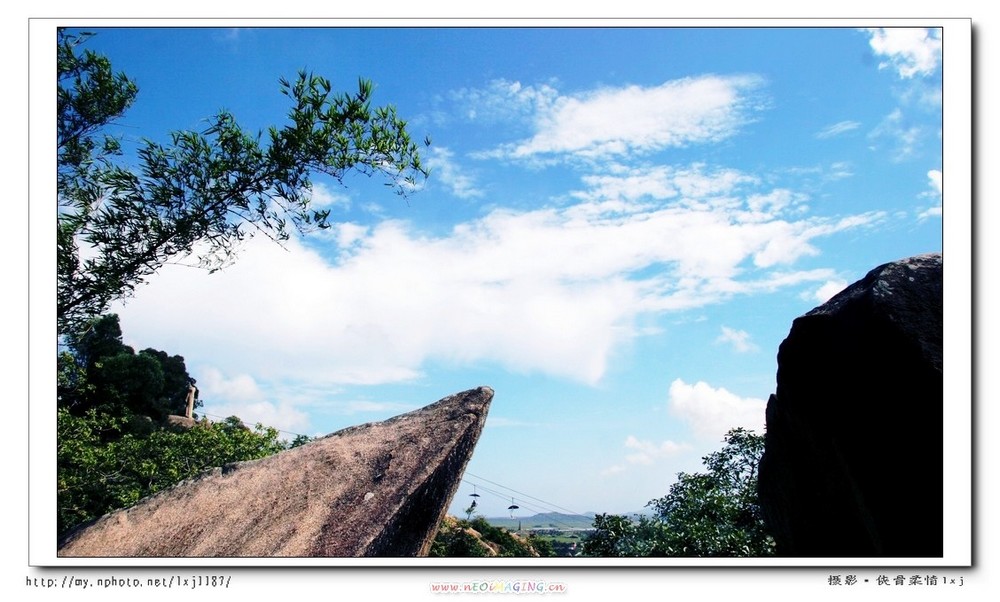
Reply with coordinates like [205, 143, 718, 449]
[58, 387, 493, 557]
[758, 253, 943, 557]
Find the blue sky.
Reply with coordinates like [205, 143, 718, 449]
[62, 26, 944, 520]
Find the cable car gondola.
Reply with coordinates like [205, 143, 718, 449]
[507, 497, 519, 518]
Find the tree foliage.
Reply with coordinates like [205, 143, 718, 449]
[56, 313, 292, 537]
[647, 427, 773, 556]
[56, 30, 429, 533]
[55, 30, 427, 539]
[57, 407, 286, 536]
[58, 314, 197, 420]
[429, 516, 554, 558]
[582, 428, 775, 557]
[288, 434, 314, 448]
[582, 512, 670, 557]
[56, 29, 430, 335]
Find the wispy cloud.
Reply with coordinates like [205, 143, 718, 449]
[450, 78, 559, 124]
[623, 436, 690, 466]
[213, 28, 245, 46]
[462, 75, 765, 161]
[865, 28, 942, 79]
[600, 464, 628, 476]
[869, 108, 925, 162]
[573, 164, 756, 204]
[827, 161, 854, 181]
[781, 163, 854, 189]
[861, 29, 941, 166]
[816, 120, 861, 139]
[918, 206, 942, 220]
[425, 147, 484, 199]
[601, 435, 691, 476]
[715, 326, 758, 353]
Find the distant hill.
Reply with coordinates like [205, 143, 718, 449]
[484, 512, 597, 531]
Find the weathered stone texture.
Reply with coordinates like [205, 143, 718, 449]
[758, 254, 943, 557]
[58, 386, 493, 557]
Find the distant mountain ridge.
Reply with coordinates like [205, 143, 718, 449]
[483, 511, 597, 531]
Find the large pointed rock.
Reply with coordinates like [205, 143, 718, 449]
[758, 254, 943, 556]
[58, 387, 493, 557]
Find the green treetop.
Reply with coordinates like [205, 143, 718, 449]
[56, 30, 430, 335]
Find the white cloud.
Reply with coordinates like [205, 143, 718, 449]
[667, 378, 767, 441]
[308, 181, 351, 209]
[715, 326, 758, 353]
[827, 161, 854, 181]
[926, 169, 943, 195]
[332, 222, 370, 249]
[198, 367, 266, 403]
[600, 464, 627, 477]
[816, 120, 861, 139]
[809, 279, 849, 304]
[425, 146, 484, 199]
[918, 169, 943, 220]
[745, 189, 802, 215]
[113, 170, 880, 394]
[866, 28, 942, 79]
[207, 398, 311, 438]
[601, 435, 691, 476]
[622, 435, 690, 465]
[919, 206, 943, 220]
[191, 367, 311, 435]
[495, 75, 764, 159]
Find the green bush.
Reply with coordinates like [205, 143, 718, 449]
[57, 407, 286, 537]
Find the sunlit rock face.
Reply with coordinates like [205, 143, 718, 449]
[59, 387, 493, 557]
[758, 254, 943, 557]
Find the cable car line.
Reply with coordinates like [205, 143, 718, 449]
[458, 476, 593, 532]
[463, 472, 589, 518]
